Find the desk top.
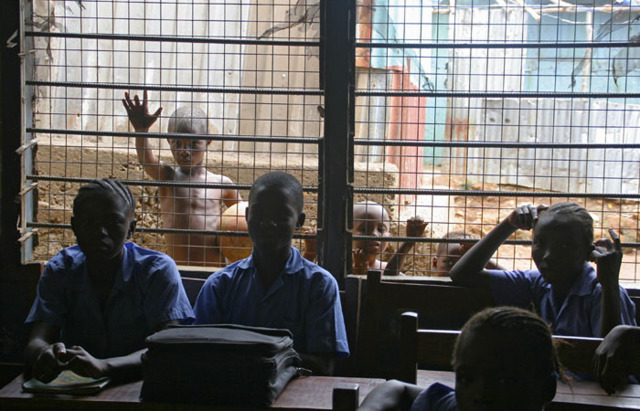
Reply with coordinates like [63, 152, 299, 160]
[418, 370, 640, 410]
[0, 375, 385, 411]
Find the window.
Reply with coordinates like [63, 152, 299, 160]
[19, 0, 640, 282]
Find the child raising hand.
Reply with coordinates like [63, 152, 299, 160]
[123, 91, 241, 266]
[352, 201, 427, 276]
[449, 202, 636, 337]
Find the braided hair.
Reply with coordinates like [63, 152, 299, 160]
[454, 306, 559, 378]
[73, 178, 136, 219]
[537, 202, 593, 245]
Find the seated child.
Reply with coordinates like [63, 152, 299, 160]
[193, 171, 349, 375]
[432, 231, 503, 276]
[352, 201, 427, 276]
[123, 91, 240, 266]
[24, 179, 194, 382]
[594, 325, 640, 394]
[302, 201, 427, 276]
[357, 306, 558, 411]
[449, 202, 636, 337]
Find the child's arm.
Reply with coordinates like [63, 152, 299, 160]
[449, 204, 545, 288]
[26, 319, 180, 382]
[122, 91, 172, 181]
[25, 322, 66, 382]
[220, 175, 242, 208]
[592, 229, 624, 337]
[594, 325, 640, 395]
[383, 216, 428, 276]
[357, 379, 423, 411]
[352, 248, 369, 275]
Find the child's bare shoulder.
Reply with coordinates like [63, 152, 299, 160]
[204, 170, 235, 184]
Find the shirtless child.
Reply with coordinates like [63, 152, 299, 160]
[123, 91, 240, 266]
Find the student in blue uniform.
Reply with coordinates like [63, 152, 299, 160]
[24, 179, 194, 382]
[449, 202, 636, 337]
[193, 171, 349, 375]
[358, 306, 558, 411]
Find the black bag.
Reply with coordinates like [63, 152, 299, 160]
[140, 324, 303, 406]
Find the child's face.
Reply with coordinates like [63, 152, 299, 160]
[352, 204, 390, 254]
[71, 191, 134, 264]
[532, 213, 591, 285]
[168, 138, 210, 170]
[433, 243, 465, 273]
[454, 328, 552, 411]
[246, 184, 304, 255]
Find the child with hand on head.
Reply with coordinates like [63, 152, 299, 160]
[193, 172, 349, 375]
[351, 201, 427, 276]
[24, 179, 194, 383]
[432, 231, 504, 276]
[122, 91, 241, 266]
[358, 306, 558, 411]
[449, 202, 636, 337]
[594, 325, 640, 394]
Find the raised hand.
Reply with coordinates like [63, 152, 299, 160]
[594, 325, 640, 395]
[507, 203, 549, 230]
[122, 90, 163, 132]
[591, 229, 623, 288]
[405, 216, 427, 238]
[352, 248, 368, 275]
[32, 342, 70, 383]
[65, 345, 109, 379]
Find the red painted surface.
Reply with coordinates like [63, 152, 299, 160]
[356, 20, 426, 208]
[386, 64, 425, 206]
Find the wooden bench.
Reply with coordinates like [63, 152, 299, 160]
[356, 271, 494, 378]
[397, 311, 603, 384]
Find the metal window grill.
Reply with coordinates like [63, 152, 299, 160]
[20, 0, 324, 269]
[17, 0, 640, 282]
[352, 0, 640, 281]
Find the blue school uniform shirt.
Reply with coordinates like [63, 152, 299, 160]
[25, 243, 195, 358]
[489, 262, 636, 336]
[193, 246, 350, 357]
[410, 383, 458, 411]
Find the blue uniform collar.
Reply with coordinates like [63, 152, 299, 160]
[238, 247, 305, 301]
[75, 243, 134, 296]
[566, 262, 597, 297]
[544, 262, 596, 302]
[237, 246, 305, 275]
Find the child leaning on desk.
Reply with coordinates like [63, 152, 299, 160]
[449, 202, 636, 338]
[358, 306, 559, 411]
[24, 179, 194, 383]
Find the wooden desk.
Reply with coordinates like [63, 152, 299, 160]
[0, 375, 385, 411]
[418, 370, 640, 410]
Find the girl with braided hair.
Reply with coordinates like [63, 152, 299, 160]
[358, 306, 558, 411]
[24, 179, 194, 383]
[449, 202, 636, 338]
